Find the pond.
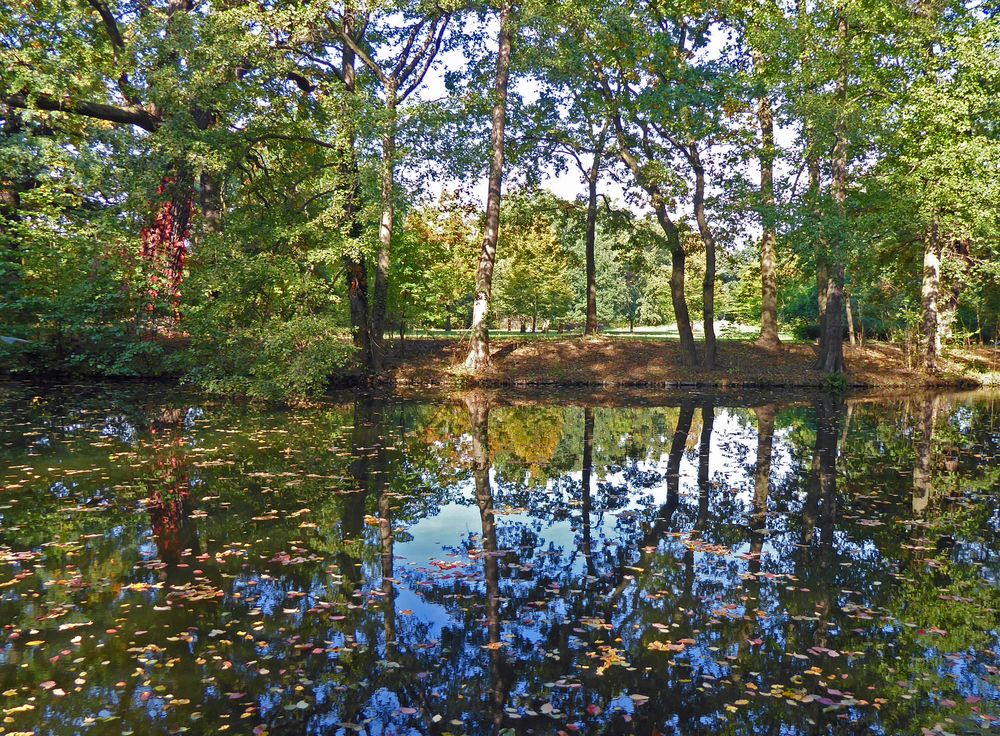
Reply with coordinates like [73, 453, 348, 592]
[1, 383, 999, 735]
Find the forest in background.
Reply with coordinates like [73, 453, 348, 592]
[1, 0, 999, 399]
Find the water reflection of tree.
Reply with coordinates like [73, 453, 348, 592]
[6, 388, 1000, 736]
[145, 407, 200, 567]
[465, 391, 513, 733]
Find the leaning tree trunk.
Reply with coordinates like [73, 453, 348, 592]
[920, 221, 942, 374]
[816, 12, 848, 375]
[465, 1, 513, 372]
[690, 143, 717, 369]
[754, 63, 780, 348]
[584, 163, 599, 335]
[655, 204, 698, 366]
[371, 83, 398, 370]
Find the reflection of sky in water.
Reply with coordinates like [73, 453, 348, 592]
[2, 387, 1000, 736]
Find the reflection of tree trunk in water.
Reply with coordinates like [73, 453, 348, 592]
[376, 433, 395, 659]
[696, 401, 714, 533]
[609, 400, 697, 603]
[752, 404, 776, 557]
[339, 397, 380, 588]
[814, 396, 841, 551]
[912, 395, 938, 516]
[838, 402, 853, 454]
[666, 400, 697, 518]
[147, 409, 199, 569]
[815, 399, 842, 651]
[802, 456, 820, 548]
[683, 401, 715, 607]
[734, 405, 775, 681]
[581, 407, 597, 578]
[464, 392, 510, 734]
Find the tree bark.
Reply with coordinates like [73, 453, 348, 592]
[655, 204, 698, 366]
[816, 11, 848, 375]
[371, 83, 398, 369]
[464, 1, 513, 372]
[920, 222, 942, 373]
[690, 142, 717, 368]
[198, 171, 221, 240]
[754, 62, 780, 348]
[844, 286, 856, 346]
[609, 117, 696, 365]
[584, 163, 599, 335]
[340, 5, 375, 375]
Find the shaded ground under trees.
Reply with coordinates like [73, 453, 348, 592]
[384, 337, 1000, 389]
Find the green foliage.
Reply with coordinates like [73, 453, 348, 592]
[821, 371, 849, 393]
[493, 192, 577, 329]
[389, 191, 479, 331]
[186, 313, 355, 401]
[2, 0, 999, 393]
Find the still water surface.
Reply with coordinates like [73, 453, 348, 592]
[1, 384, 999, 735]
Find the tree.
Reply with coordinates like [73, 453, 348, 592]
[493, 198, 576, 331]
[465, 0, 514, 372]
[332, 4, 452, 364]
[522, 9, 615, 335]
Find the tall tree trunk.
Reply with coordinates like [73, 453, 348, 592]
[340, 6, 374, 375]
[584, 163, 599, 335]
[655, 205, 698, 365]
[372, 83, 398, 369]
[816, 260, 829, 327]
[845, 286, 856, 346]
[198, 171, 221, 239]
[857, 297, 864, 346]
[690, 143, 717, 368]
[464, 1, 513, 372]
[920, 222, 942, 373]
[798, 0, 827, 331]
[816, 11, 848, 375]
[754, 61, 780, 348]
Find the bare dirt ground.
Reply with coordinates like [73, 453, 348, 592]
[382, 336, 1000, 388]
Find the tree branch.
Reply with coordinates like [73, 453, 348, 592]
[86, 0, 125, 49]
[4, 93, 160, 131]
[399, 17, 449, 102]
[329, 19, 388, 85]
